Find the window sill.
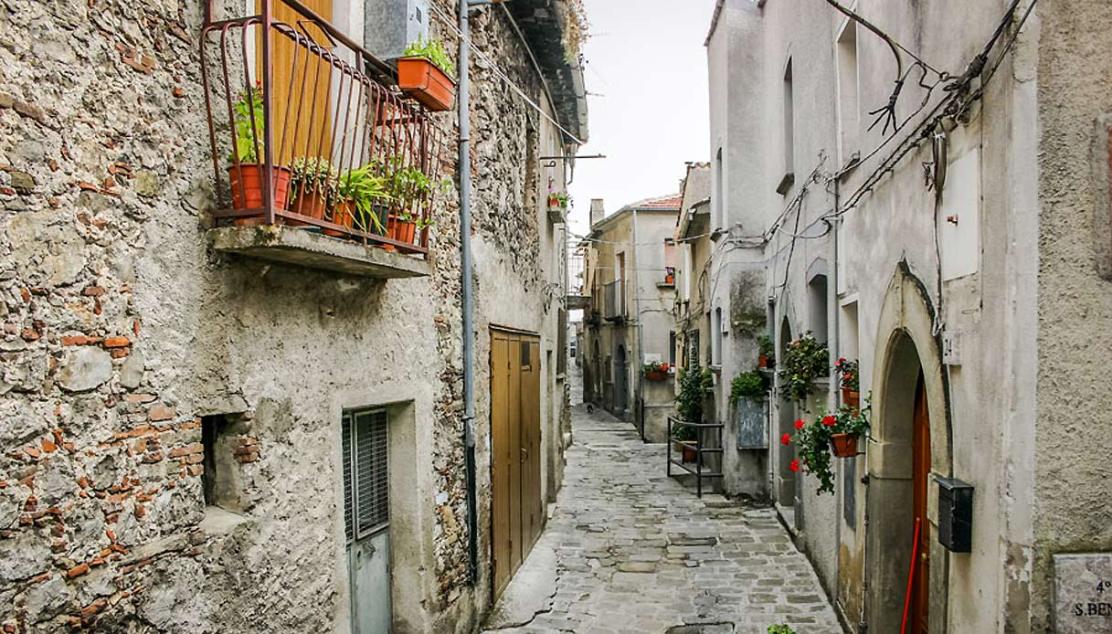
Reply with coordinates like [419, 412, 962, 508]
[199, 505, 251, 535]
[776, 172, 796, 196]
[208, 226, 430, 279]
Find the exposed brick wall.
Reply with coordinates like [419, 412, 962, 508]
[0, 0, 570, 630]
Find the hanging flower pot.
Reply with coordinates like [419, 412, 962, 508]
[830, 433, 859, 458]
[842, 387, 860, 409]
[397, 57, 456, 112]
[228, 165, 291, 225]
[758, 353, 770, 369]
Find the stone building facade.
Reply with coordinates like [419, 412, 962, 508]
[707, 0, 1112, 632]
[0, 0, 585, 631]
[580, 195, 679, 441]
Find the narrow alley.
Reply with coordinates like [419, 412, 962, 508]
[483, 369, 841, 634]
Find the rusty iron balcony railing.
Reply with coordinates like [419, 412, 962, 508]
[200, 0, 445, 257]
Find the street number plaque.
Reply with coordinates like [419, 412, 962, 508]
[1055, 553, 1112, 633]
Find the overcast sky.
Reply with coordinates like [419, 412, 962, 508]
[565, 0, 717, 239]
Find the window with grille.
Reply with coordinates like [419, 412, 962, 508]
[342, 409, 389, 543]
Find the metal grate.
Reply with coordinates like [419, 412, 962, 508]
[342, 409, 389, 542]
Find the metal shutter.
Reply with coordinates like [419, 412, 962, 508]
[342, 409, 389, 543]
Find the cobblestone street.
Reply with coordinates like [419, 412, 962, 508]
[483, 369, 842, 634]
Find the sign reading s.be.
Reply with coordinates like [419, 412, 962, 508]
[1056, 554, 1112, 633]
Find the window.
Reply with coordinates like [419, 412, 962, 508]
[713, 307, 723, 366]
[201, 413, 249, 512]
[836, 20, 860, 167]
[714, 147, 724, 228]
[342, 409, 389, 543]
[808, 274, 829, 344]
[669, 331, 677, 366]
[778, 59, 796, 195]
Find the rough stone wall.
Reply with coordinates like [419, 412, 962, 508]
[1034, 0, 1112, 630]
[0, 0, 573, 631]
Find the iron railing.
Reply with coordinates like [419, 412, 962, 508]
[667, 416, 724, 498]
[200, 0, 445, 255]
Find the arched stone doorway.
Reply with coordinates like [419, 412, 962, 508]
[776, 316, 796, 508]
[866, 264, 952, 634]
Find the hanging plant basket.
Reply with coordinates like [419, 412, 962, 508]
[397, 57, 456, 112]
[830, 433, 859, 458]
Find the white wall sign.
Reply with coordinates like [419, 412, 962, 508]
[1055, 553, 1112, 633]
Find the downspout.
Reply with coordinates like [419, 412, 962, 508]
[632, 208, 645, 441]
[458, 0, 479, 586]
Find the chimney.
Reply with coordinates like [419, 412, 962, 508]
[590, 198, 605, 227]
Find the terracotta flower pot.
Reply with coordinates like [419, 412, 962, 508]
[842, 387, 860, 409]
[394, 218, 417, 248]
[758, 354, 769, 369]
[397, 57, 456, 112]
[645, 370, 667, 382]
[830, 433, 859, 458]
[325, 200, 354, 238]
[682, 445, 697, 463]
[227, 165, 291, 225]
[288, 191, 328, 227]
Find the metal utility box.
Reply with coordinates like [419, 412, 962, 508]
[936, 476, 974, 553]
[364, 0, 429, 63]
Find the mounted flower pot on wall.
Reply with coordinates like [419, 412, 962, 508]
[830, 433, 859, 458]
[397, 39, 457, 112]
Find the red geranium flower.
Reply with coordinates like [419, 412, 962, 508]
[794, 419, 805, 430]
[780, 432, 792, 445]
[789, 458, 800, 472]
[822, 415, 837, 427]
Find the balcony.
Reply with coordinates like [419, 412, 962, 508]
[200, 0, 446, 278]
[603, 281, 625, 322]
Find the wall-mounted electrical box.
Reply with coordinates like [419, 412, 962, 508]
[936, 476, 974, 553]
[364, 0, 429, 64]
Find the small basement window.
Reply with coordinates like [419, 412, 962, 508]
[201, 413, 250, 512]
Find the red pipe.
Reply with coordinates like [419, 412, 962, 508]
[900, 517, 923, 634]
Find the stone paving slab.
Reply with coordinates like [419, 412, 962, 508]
[482, 376, 843, 634]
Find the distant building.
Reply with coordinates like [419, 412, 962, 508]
[581, 195, 680, 440]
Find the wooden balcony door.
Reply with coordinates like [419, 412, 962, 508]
[910, 374, 931, 634]
[490, 329, 543, 598]
[261, 0, 334, 165]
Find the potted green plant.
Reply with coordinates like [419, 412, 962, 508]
[547, 191, 569, 211]
[643, 361, 670, 382]
[288, 157, 337, 226]
[778, 333, 829, 403]
[397, 37, 457, 112]
[227, 83, 291, 223]
[834, 357, 860, 408]
[674, 366, 712, 462]
[672, 423, 697, 463]
[757, 334, 775, 369]
[768, 626, 797, 634]
[829, 400, 869, 458]
[329, 165, 390, 238]
[729, 370, 768, 407]
[381, 161, 433, 250]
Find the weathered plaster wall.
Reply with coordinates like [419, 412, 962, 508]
[0, 0, 573, 630]
[1033, 1, 1112, 631]
[720, 0, 1042, 631]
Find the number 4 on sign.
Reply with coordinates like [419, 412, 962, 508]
[1097, 580, 1112, 593]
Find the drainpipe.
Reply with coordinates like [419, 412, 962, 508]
[459, 0, 479, 586]
[632, 208, 645, 440]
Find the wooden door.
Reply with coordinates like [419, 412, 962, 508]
[490, 329, 543, 598]
[263, 0, 334, 164]
[910, 374, 931, 634]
